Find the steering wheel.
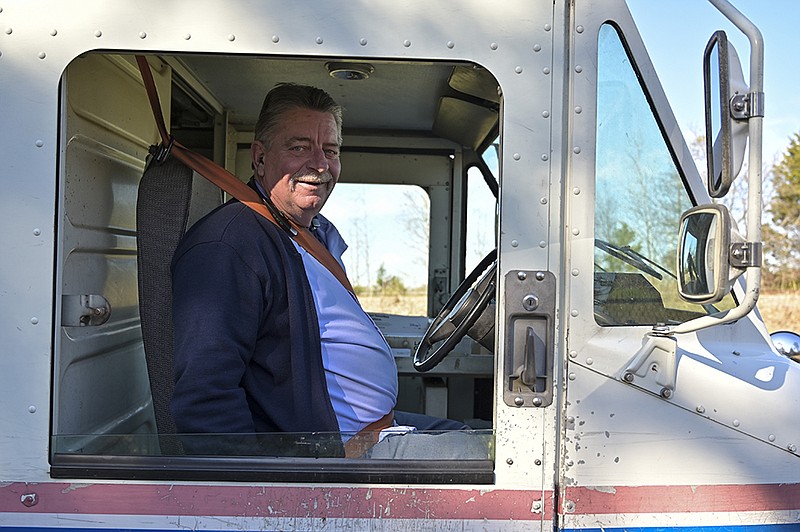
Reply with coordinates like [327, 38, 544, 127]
[413, 250, 497, 372]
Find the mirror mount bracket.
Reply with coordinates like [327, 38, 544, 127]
[621, 334, 678, 399]
[730, 241, 762, 268]
[730, 91, 765, 120]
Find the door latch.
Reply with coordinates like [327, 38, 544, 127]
[503, 270, 556, 408]
[61, 294, 112, 326]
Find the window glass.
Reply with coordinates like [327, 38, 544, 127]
[323, 184, 430, 315]
[594, 24, 735, 326]
[465, 146, 498, 275]
[52, 430, 493, 460]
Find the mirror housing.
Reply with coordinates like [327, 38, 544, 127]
[771, 330, 800, 361]
[677, 204, 745, 304]
[703, 30, 749, 198]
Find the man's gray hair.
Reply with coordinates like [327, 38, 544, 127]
[254, 83, 343, 148]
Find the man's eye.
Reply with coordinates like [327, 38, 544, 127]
[289, 145, 306, 152]
[325, 149, 340, 158]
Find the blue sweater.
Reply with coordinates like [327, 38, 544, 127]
[170, 199, 341, 454]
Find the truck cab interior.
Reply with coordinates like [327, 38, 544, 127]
[53, 52, 500, 481]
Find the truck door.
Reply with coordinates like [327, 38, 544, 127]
[560, 1, 800, 529]
[561, 2, 713, 524]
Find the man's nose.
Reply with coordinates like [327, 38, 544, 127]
[307, 145, 329, 173]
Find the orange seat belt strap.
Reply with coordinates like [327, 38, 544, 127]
[135, 56, 355, 295]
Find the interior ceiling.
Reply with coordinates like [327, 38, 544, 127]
[178, 55, 458, 134]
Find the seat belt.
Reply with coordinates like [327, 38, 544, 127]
[134, 55, 355, 295]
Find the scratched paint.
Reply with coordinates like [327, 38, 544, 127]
[0, 483, 547, 522]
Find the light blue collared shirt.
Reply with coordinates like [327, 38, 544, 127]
[291, 214, 398, 440]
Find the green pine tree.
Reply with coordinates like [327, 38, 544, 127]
[765, 132, 800, 291]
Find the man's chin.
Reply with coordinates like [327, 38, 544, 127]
[295, 196, 328, 217]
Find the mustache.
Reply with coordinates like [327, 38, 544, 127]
[290, 170, 333, 185]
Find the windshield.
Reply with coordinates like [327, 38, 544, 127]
[594, 23, 735, 326]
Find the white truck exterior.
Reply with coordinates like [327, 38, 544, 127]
[1, 0, 797, 530]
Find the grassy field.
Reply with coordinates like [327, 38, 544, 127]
[758, 291, 800, 333]
[360, 290, 800, 334]
[359, 290, 427, 316]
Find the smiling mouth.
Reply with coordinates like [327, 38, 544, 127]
[296, 178, 328, 185]
[292, 172, 332, 188]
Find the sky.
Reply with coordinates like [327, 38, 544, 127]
[627, 0, 799, 165]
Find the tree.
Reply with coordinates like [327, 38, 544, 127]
[400, 189, 430, 268]
[765, 132, 800, 291]
[348, 193, 372, 290]
[375, 263, 407, 295]
[770, 132, 800, 234]
[688, 127, 749, 231]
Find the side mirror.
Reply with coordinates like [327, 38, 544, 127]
[677, 204, 744, 304]
[771, 330, 800, 361]
[703, 31, 749, 198]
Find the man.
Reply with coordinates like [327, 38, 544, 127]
[170, 83, 479, 457]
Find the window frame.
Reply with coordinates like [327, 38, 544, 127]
[52, 53, 501, 484]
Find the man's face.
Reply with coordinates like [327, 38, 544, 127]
[252, 108, 341, 227]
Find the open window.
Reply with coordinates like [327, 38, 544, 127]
[52, 52, 500, 483]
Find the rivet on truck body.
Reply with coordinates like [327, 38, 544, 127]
[20, 494, 37, 507]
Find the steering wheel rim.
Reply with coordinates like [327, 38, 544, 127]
[413, 249, 497, 372]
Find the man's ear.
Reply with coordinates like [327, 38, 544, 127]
[251, 140, 266, 175]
